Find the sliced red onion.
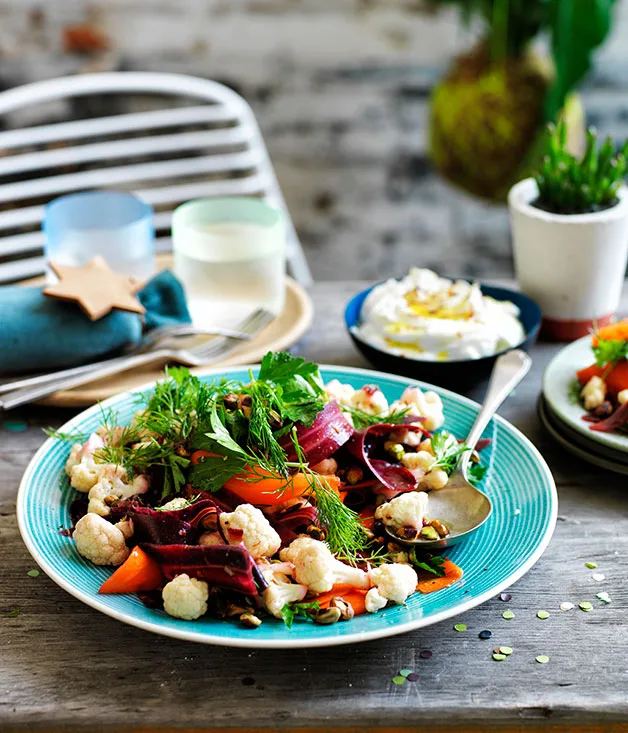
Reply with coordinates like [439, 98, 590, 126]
[262, 498, 318, 545]
[589, 402, 628, 432]
[282, 400, 354, 466]
[347, 423, 429, 494]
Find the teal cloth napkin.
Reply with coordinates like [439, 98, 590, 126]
[0, 270, 191, 375]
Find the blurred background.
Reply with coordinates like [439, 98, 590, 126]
[0, 0, 626, 281]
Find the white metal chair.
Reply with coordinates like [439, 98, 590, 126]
[0, 72, 311, 285]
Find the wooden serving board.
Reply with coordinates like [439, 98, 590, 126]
[20, 254, 313, 407]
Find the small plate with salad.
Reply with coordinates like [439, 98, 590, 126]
[544, 320, 628, 452]
[18, 353, 556, 648]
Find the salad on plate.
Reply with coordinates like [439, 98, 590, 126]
[574, 319, 628, 434]
[48, 352, 488, 630]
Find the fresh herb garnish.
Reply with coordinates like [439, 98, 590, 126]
[409, 550, 446, 577]
[343, 405, 411, 430]
[430, 431, 469, 474]
[467, 463, 487, 487]
[592, 338, 628, 367]
[567, 378, 583, 405]
[280, 600, 320, 628]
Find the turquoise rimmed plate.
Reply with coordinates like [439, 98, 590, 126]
[18, 365, 557, 649]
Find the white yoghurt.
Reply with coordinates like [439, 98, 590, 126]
[354, 268, 525, 361]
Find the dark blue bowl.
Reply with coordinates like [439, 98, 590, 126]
[345, 281, 542, 389]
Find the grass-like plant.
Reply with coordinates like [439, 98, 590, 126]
[534, 121, 628, 214]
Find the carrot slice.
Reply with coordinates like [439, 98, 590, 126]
[592, 320, 628, 345]
[577, 363, 603, 385]
[416, 559, 463, 594]
[224, 470, 341, 506]
[315, 584, 369, 616]
[98, 546, 164, 594]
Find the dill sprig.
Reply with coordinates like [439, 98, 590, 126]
[343, 404, 411, 430]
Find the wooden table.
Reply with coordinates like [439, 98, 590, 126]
[2, 281, 628, 733]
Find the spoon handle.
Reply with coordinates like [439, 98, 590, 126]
[459, 349, 532, 473]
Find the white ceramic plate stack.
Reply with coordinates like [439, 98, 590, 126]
[541, 336, 628, 474]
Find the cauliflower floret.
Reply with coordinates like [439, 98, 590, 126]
[220, 504, 281, 560]
[115, 518, 134, 540]
[375, 491, 429, 532]
[369, 563, 418, 604]
[279, 537, 370, 593]
[70, 459, 127, 493]
[325, 379, 356, 407]
[162, 574, 209, 621]
[159, 497, 190, 511]
[420, 468, 449, 490]
[365, 587, 388, 614]
[260, 563, 308, 619]
[198, 531, 224, 547]
[64, 433, 105, 477]
[618, 389, 628, 405]
[350, 385, 389, 416]
[401, 450, 436, 474]
[87, 474, 150, 517]
[581, 376, 606, 410]
[399, 386, 445, 431]
[73, 513, 130, 566]
[387, 426, 422, 448]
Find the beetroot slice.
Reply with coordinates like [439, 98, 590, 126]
[589, 401, 628, 432]
[142, 543, 264, 595]
[281, 400, 354, 466]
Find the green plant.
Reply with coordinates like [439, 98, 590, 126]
[534, 121, 628, 214]
[430, 0, 616, 121]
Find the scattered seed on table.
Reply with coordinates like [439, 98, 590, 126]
[514, 508, 521, 516]
[406, 672, 419, 682]
[454, 623, 467, 632]
[597, 592, 611, 604]
[392, 676, 406, 685]
[500, 593, 512, 602]
[419, 650, 432, 659]
[399, 669, 413, 678]
[502, 610, 515, 620]
[536, 655, 550, 664]
[560, 602, 575, 611]
[537, 610, 550, 619]
[479, 630, 493, 640]
[499, 646, 513, 656]
[492, 653, 507, 661]
[579, 601, 593, 612]
[27, 569, 40, 578]
[585, 561, 597, 569]
[592, 573, 605, 582]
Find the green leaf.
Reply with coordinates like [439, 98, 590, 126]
[409, 551, 446, 577]
[187, 451, 247, 493]
[205, 404, 249, 459]
[592, 338, 628, 367]
[430, 431, 469, 475]
[545, 0, 616, 121]
[280, 601, 320, 628]
[467, 462, 488, 487]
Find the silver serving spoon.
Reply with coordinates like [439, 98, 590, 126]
[385, 349, 532, 551]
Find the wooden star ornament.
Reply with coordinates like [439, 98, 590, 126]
[43, 256, 146, 321]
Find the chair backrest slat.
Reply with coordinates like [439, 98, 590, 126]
[0, 72, 311, 285]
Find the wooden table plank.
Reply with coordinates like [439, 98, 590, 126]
[2, 281, 628, 731]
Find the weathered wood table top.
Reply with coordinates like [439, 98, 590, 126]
[2, 281, 627, 733]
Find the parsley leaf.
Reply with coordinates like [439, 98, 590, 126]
[280, 601, 320, 628]
[430, 431, 469, 474]
[187, 451, 246, 493]
[409, 550, 446, 577]
[467, 462, 487, 487]
[592, 338, 628, 367]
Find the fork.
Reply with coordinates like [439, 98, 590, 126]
[0, 323, 252, 396]
[0, 309, 274, 411]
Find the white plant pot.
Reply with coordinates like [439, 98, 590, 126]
[509, 178, 628, 341]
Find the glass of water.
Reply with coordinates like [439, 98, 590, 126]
[172, 197, 286, 328]
[44, 191, 155, 280]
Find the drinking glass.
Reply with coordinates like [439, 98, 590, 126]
[44, 191, 155, 280]
[172, 197, 286, 327]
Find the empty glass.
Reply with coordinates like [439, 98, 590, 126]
[172, 197, 286, 328]
[44, 191, 155, 280]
